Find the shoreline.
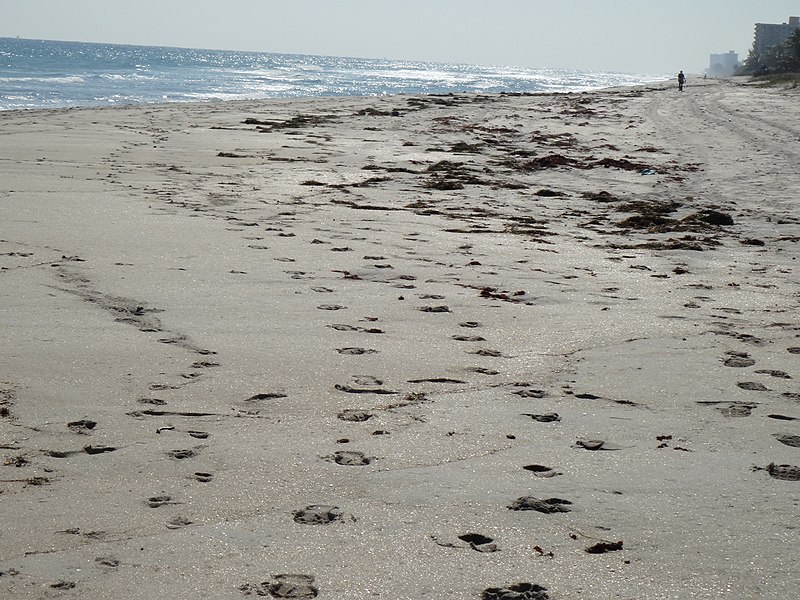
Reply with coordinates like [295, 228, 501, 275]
[0, 79, 674, 116]
[1, 79, 798, 599]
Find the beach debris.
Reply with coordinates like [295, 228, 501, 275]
[3, 455, 28, 467]
[532, 545, 555, 558]
[586, 540, 624, 554]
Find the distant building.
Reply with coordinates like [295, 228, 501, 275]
[708, 51, 739, 76]
[753, 16, 800, 55]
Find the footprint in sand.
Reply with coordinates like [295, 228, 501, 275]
[271, 575, 319, 599]
[408, 377, 466, 384]
[247, 392, 288, 401]
[95, 556, 120, 569]
[194, 472, 214, 483]
[336, 347, 378, 355]
[323, 450, 373, 466]
[467, 367, 500, 375]
[755, 369, 791, 379]
[458, 533, 498, 553]
[167, 448, 198, 460]
[83, 444, 116, 455]
[50, 581, 77, 590]
[419, 305, 450, 313]
[523, 464, 561, 477]
[146, 495, 177, 508]
[574, 439, 621, 451]
[166, 516, 193, 530]
[773, 434, 800, 447]
[508, 497, 572, 513]
[241, 574, 318, 599]
[138, 397, 167, 406]
[722, 352, 756, 368]
[737, 381, 770, 392]
[762, 463, 800, 481]
[513, 388, 547, 398]
[471, 349, 506, 358]
[191, 360, 220, 369]
[717, 403, 758, 417]
[317, 304, 346, 310]
[292, 505, 354, 525]
[482, 583, 550, 600]
[334, 383, 397, 395]
[67, 419, 97, 432]
[337, 409, 373, 422]
[522, 413, 561, 423]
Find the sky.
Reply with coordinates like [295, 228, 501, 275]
[2, 1, 799, 74]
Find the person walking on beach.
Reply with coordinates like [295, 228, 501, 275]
[678, 70, 686, 91]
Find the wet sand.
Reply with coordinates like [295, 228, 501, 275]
[1, 78, 799, 599]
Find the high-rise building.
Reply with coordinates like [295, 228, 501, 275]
[753, 16, 800, 55]
[708, 51, 739, 76]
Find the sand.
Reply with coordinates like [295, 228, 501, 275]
[1, 77, 798, 599]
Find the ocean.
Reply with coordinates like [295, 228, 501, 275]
[0, 37, 668, 111]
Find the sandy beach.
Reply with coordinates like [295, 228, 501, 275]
[1, 78, 798, 599]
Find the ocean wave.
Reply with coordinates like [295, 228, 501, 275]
[0, 75, 85, 84]
[0, 38, 669, 111]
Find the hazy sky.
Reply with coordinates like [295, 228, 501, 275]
[2, 1, 799, 74]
